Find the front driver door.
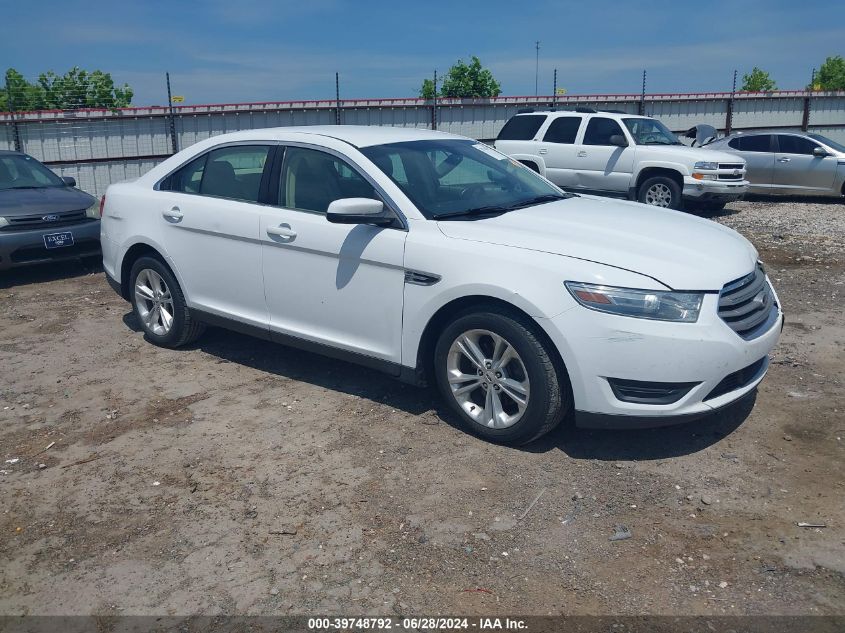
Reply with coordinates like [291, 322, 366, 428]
[259, 145, 407, 366]
[574, 117, 635, 192]
[773, 134, 838, 194]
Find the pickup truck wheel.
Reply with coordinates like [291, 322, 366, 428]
[638, 176, 682, 209]
[434, 309, 568, 445]
[130, 256, 205, 348]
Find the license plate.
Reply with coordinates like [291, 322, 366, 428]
[43, 231, 74, 249]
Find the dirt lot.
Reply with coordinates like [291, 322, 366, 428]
[1, 198, 843, 617]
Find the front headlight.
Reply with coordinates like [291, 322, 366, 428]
[0, 217, 8, 228]
[85, 202, 99, 219]
[565, 281, 703, 322]
[694, 161, 719, 170]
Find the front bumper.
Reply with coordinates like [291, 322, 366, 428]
[682, 178, 748, 202]
[0, 220, 101, 271]
[538, 290, 783, 428]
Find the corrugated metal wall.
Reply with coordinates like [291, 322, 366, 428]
[2, 91, 843, 197]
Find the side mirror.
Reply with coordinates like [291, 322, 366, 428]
[609, 134, 628, 147]
[326, 198, 392, 226]
[812, 146, 829, 157]
[61, 176, 76, 187]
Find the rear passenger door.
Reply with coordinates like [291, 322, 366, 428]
[574, 117, 635, 192]
[773, 134, 838, 193]
[156, 143, 274, 327]
[535, 116, 582, 188]
[727, 135, 774, 190]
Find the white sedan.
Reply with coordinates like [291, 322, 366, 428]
[100, 126, 782, 445]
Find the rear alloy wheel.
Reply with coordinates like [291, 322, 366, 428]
[638, 176, 682, 209]
[434, 308, 569, 445]
[129, 256, 205, 348]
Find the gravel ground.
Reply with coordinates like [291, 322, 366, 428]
[714, 196, 845, 263]
[0, 199, 843, 618]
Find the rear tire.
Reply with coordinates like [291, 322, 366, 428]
[433, 307, 569, 445]
[638, 176, 682, 210]
[129, 256, 205, 348]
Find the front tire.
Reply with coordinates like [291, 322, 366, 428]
[638, 176, 682, 209]
[129, 256, 205, 348]
[433, 307, 569, 445]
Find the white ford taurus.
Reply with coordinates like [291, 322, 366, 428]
[101, 126, 782, 445]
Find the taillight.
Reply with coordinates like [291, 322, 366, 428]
[99, 195, 106, 217]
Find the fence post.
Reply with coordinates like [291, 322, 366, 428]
[802, 68, 815, 132]
[5, 74, 23, 152]
[431, 70, 437, 130]
[725, 69, 737, 135]
[639, 70, 646, 115]
[335, 72, 342, 125]
[552, 69, 557, 109]
[166, 72, 178, 154]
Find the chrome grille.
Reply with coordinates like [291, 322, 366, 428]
[718, 265, 777, 339]
[0, 210, 93, 232]
[718, 163, 744, 170]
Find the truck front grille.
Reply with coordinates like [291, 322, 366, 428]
[1, 210, 93, 232]
[718, 265, 777, 339]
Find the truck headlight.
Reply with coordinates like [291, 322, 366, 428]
[693, 161, 719, 170]
[0, 217, 8, 228]
[565, 281, 703, 322]
[85, 202, 100, 219]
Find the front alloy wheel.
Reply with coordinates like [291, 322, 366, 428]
[434, 307, 569, 445]
[644, 182, 673, 207]
[446, 329, 530, 429]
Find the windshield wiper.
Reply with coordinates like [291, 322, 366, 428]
[435, 194, 569, 220]
[434, 205, 514, 220]
[507, 193, 569, 209]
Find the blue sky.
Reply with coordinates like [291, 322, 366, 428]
[2, 0, 843, 106]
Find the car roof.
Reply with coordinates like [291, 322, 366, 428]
[514, 110, 641, 118]
[197, 125, 467, 149]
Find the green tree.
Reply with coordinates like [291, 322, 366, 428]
[741, 67, 777, 92]
[1, 66, 133, 111]
[419, 56, 502, 99]
[815, 55, 845, 90]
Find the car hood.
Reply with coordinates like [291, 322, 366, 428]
[0, 186, 96, 217]
[636, 144, 744, 165]
[436, 196, 758, 290]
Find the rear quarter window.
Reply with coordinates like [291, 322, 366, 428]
[497, 115, 547, 141]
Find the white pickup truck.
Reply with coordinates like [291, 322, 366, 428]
[494, 109, 749, 210]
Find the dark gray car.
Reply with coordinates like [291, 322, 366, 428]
[0, 150, 100, 271]
[706, 132, 845, 198]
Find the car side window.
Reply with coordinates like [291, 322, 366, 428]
[732, 135, 772, 152]
[543, 117, 582, 144]
[200, 146, 270, 202]
[164, 145, 271, 202]
[582, 117, 625, 146]
[280, 146, 378, 214]
[777, 135, 819, 155]
[166, 154, 207, 194]
[497, 115, 547, 141]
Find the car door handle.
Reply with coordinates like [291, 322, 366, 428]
[577, 151, 587, 157]
[162, 207, 183, 222]
[538, 148, 548, 154]
[778, 157, 791, 163]
[266, 224, 297, 239]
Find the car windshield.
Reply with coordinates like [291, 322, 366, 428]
[808, 133, 845, 153]
[0, 154, 66, 190]
[360, 139, 570, 220]
[622, 118, 682, 145]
